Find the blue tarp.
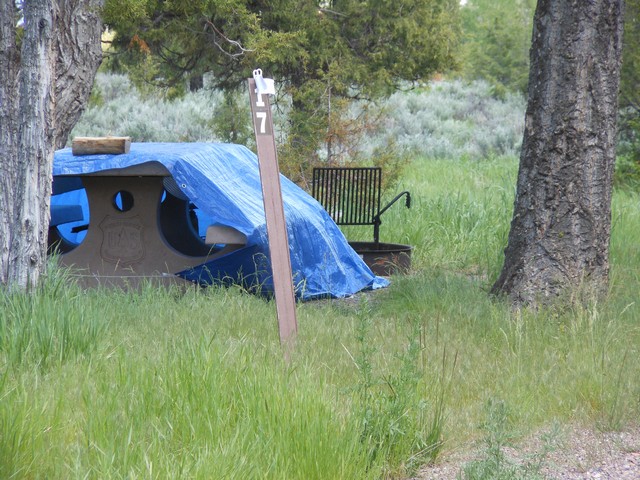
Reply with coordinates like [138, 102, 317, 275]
[51, 142, 388, 299]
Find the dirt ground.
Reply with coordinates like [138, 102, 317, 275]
[414, 424, 640, 479]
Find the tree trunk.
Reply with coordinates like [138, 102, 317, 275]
[491, 0, 624, 306]
[8, 0, 56, 288]
[0, 1, 20, 284]
[53, 0, 104, 149]
[0, 0, 103, 290]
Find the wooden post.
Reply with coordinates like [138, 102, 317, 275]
[248, 75, 298, 352]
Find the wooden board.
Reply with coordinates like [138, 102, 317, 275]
[248, 78, 298, 351]
[72, 136, 131, 156]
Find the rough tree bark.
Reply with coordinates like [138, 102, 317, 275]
[53, 0, 104, 149]
[0, 1, 20, 289]
[9, 0, 56, 289]
[491, 0, 624, 306]
[0, 0, 103, 290]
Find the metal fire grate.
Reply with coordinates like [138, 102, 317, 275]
[312, 167, 410, 245]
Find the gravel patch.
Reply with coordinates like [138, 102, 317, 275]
[415, 424, 640, 479]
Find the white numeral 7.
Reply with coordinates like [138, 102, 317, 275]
[256, 112, 267, 133]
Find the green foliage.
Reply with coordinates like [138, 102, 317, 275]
[101, 0, 460, 180]
[614, 154, 640, 191]
[617, 0, 640, 185]
[459, 0, 535, 96]
[620, 0, 640, 112]
[211, 88, 253, 145]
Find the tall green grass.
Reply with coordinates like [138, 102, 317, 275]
[343, 156, 517, 283]
[2, 157, 639, 479]
[0, 284, 450, 478]
[0, 265, 105, 368]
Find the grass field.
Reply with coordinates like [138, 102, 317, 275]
[1, 156, 639, 479]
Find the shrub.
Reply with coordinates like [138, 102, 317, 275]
[72, 74, 526, 188]
[368, 80, 526, 161]
[71, 72, 224, 143]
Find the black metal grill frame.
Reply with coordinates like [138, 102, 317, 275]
[312, 167, 382, 226]
[312, 166, 411, 246]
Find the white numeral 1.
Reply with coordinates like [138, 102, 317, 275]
[255, 92, 265, 107]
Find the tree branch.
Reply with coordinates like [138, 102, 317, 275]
[202, 17, 253, 58]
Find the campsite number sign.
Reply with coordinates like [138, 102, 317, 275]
[248, 72, 298, 353]
[252, 93, 272, 135]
